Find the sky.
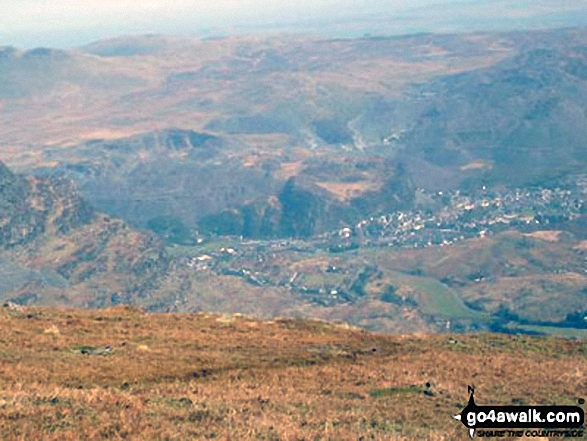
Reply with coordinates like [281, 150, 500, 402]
[0, 0, 586, 48]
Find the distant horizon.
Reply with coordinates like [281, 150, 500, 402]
[1, 0, 586, 49]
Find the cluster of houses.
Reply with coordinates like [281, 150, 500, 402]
[178, 178, 585, 306]
[334, 183, 584, 249]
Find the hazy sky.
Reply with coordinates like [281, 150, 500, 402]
[0, 0, 449, 31]
[0, 0, 586, 48]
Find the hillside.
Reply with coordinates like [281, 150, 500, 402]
[0, 28, 586, 337]
[0, 160, 169, 308]
[0, 159, 586, 337]
[1, 28, 583, 240]
[0, 306, 584, 440]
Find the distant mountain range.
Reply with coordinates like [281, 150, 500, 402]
[0, 27, 586, 334]
[3, 28, 582, 238]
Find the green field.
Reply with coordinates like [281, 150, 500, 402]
[387, 270, 490, 321]
[510, 324, 587, 338]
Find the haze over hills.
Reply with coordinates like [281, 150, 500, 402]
[0, 26, 586, 336]
[5, 28, 586, 232]
[1, 0, 586, 47]
[2, 5, 587, 440]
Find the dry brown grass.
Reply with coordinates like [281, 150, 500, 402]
[0, 306, 584, 440]
[523, 230, 563, 242]
[275, 162, 305, 181]
[316, 181, 382, 202]
[459, 161, 493, 171]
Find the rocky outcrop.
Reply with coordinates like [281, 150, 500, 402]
[0, 161, 169, 307]
[0, 161, 95, 248]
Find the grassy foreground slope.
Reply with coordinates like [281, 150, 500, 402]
[0, 306, 584, 440]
